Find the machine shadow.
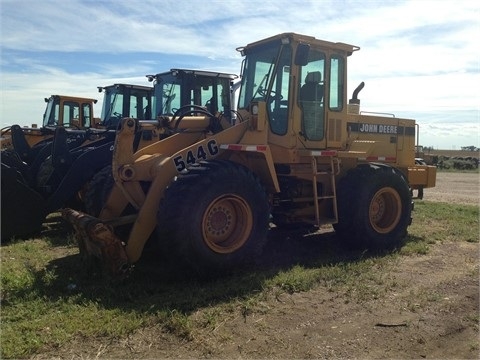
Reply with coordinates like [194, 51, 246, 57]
[32, 224, 391, 316]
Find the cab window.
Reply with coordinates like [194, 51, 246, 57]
[268, 46, 292, 135]
[82, 103, 92, 127]
[298, 50, 325, 141]
[329, 55, 344, 111]
[63, 101, 80, 127]
[237, 41, 292, 135]
[129, 89, 152, 120]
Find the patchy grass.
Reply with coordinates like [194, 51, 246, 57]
[1, 201, 478, 358]
[405, 201, 479, 245]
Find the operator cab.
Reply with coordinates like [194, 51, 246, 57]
[236, 33, 359, 150]
[147, 69, 239, 124]
[43, 95, 98, 129]
[98, 84, 154, 129]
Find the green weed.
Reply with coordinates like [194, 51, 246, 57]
[1, 201, 478, 358]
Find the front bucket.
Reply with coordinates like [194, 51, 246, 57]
[62, 208, 130, 277]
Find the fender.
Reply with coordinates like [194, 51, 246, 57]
[219, 143, 280, 193]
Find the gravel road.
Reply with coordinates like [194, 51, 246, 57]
[422, 172, 479, 206]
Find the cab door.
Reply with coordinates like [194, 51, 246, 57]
[324, 55, 346, 149]
[296, 49, 327, 149]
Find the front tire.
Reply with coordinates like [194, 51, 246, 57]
[84, 165, 114, 217]
[158, 160, 270, 274]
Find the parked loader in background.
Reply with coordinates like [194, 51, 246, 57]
[1, 84, 153, 241]
[98, 83, 155, 129]
[1, 70, 239, 241]
[1, 95, 100, 155]
[62, 32, 437, 278]
[1, 85, 154, 166]
[147, 68, 239, 120]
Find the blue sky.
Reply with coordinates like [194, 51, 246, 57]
[1, 0, 479, 149]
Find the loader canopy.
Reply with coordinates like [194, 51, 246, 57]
[150, 69, 238, 123]
[43, 95, 97, 128]
[99, 84, 153, 128]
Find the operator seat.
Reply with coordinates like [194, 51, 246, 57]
[300, 71, 324, 103]
[300, 71, 324, 140]
[143, 105, 152, 120]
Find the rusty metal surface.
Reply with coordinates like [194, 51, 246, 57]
[62, 208, 130, 277]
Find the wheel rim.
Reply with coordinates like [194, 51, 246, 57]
[202, 194, 253, 254]
[369, 187, 402, 234]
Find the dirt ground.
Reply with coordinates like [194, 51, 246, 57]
[33, 172, 479, 359]
[422, 172, 479, 206]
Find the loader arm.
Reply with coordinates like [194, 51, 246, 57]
[120, 118, 250, 262]
[63, 117, 250, 273]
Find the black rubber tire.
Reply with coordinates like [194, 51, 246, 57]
[157, 160, 270, 275]
[83, 165, 134, 244]
[335, 164, 412, 250]
[84, 165, 114, 217]
[84, 166, 156, 248]
[36, 156, 64, 195]
[36, 156, 54, 189]
[333, 169, 357, 239]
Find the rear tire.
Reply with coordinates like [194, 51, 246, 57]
[335, 164, 412, 250]
[158, 160, 270, 275]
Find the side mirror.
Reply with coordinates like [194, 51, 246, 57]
[295, 43, 310, 66]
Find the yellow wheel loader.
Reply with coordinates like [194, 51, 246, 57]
[1, 95, 100, 156]
[63, 33, 436, 277]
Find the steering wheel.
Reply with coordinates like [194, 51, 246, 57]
[257, 88, 283, 101]
[257, 87, 268, 97]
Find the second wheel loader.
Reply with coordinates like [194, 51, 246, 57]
[63, 33, 436, 277]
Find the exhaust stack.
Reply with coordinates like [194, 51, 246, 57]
[347, 81, 365, 115]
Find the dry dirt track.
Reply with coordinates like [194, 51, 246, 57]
[32, 172, 480, 360]
[422, 172, 479, 206]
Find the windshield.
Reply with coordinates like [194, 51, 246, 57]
[100, 85, 152, 127]
[43, 97, 59, 127]
[153, 73, 181, 116]
[101, 87, 121, 126]
[237, 40, 292, 135]
[153, 72, 233, 119]
[238, 41, 281, 110]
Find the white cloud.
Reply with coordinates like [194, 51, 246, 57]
[1, 0, 479, 148]
[0, 68, 150, 127]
